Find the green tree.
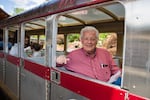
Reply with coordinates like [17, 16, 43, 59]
[13, 8, 25, 15]
[68, 34, 80, 42]
[99, 33, 109, 42]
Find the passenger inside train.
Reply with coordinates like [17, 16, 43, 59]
[32, 43, 43, 57]
[9, 35, 32, 56]
[24, 32, 46, 64]
[56, 26, 121, 85]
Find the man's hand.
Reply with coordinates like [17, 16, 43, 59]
[56, 55, 70, 64]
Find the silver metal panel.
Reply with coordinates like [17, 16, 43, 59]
[46, 15, 58, 67]
[123, 0, 150, 99]
[0, 58, 4, 82]
[51, 83, 89, 100]
[20, 69, 49, 100]
[5, 61, 19, 97]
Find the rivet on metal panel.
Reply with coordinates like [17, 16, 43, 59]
[132, 85, 136, 89]
[120, 92, 123, 96]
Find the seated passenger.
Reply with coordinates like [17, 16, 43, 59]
[32, 43, 42, 57]
[56, 26, 121, 85]
[10, 35, 32, 56]
[9, 43, 18, 56]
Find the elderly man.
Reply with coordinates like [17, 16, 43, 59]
[56, 26, 121, 84]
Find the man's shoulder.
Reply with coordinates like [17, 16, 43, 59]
[97, 48, 109, 53]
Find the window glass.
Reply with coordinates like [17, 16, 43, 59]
[56, 2, 124, 86]
[24, 18, 46, 65]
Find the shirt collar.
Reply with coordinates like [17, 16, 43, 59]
[82, 48, 97, 58]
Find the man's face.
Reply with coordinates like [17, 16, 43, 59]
[81, 30, 97, 53]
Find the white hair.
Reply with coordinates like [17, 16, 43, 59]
[80, 26, 99, 39]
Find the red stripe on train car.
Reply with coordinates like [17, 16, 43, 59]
[60, 72, 126, 100]
[6, 55, 20, 66]
[24, 59, 50, 80]
[129, 93, 148, 100]
[0, 52, 4, 58]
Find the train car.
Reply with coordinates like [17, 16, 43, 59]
[0, 0, 150, 100]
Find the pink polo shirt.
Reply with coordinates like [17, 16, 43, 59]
[65, 48, 120, 82]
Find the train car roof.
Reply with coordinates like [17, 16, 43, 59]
[0, 0, 124, 33]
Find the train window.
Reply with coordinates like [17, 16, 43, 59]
[56, 2, 124, 85]
[8, 25, 19, 57]
[23, 18, 46, 65]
